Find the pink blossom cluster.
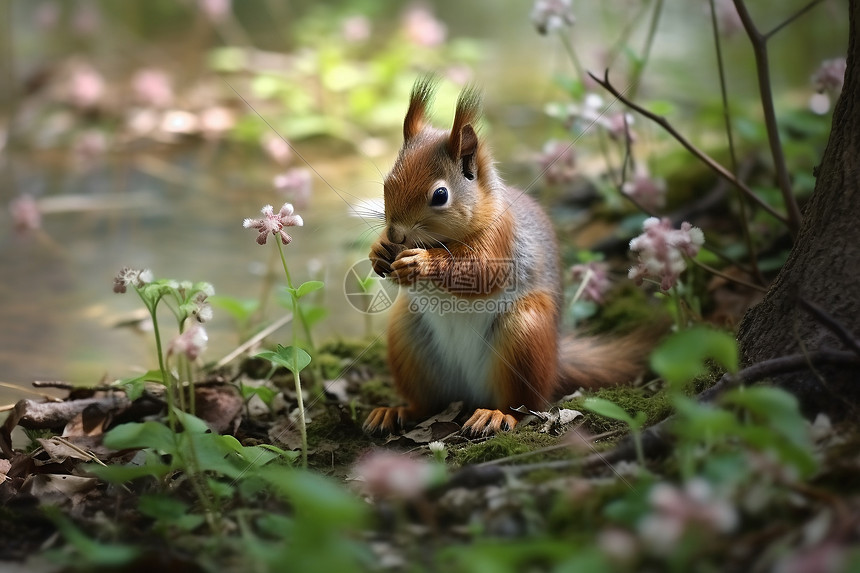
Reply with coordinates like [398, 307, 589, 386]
[531, 0, 575, 35]
[273, 168, 313, 208]
[352, 450, 440, 499]
[570, 261, 611, 304]
[628, 217, 704, 291]
[243, 203, 303, 246]
[9, 195, 42, 234]
[638, 480, 738, 555]
[402, 4, 447, 47]
[622, 166, 666, 212]
[168, 323, 208, 361]
[809, 58, 847, 114]
[537, 140, 577, 185]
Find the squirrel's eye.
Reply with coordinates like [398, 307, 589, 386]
[430, 187, 449, 207]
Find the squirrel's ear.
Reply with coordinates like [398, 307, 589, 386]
[404, 76, 437, 143]
[455, 124, 478, 180]
[448, 85, 482, 179]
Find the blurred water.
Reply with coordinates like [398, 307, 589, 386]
[0, 144, 387, 400]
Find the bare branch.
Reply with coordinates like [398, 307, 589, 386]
[732, 0, 802, 237]
[589, 70, 791, 227]
[765, 0, 826, 40]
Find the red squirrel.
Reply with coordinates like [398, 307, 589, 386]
[364, 77, 651, 435]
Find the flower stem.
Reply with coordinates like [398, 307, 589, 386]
[276, 240, 308, 468]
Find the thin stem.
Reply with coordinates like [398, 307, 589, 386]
[558, 32, 587, 87]
[590, 70, 791, 226]
[691, 259, 768, 293]
[276, 240, 308, 468]
[628, 0, 664, 101]
[732, 0, 802, 237]
[141, 293, 177, 432]
[709, 0, 764, 285]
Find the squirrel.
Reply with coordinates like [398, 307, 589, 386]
[363, 77, 653, 435]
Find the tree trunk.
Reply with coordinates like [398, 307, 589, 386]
[737, 1, 860, 416]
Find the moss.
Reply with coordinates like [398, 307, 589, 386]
[306, 405, 371, 471]
[318, 337, 388, 372]
[358, 378, 398, 407]
[453, 431, 560, 466]
[564, 385, 674, 434]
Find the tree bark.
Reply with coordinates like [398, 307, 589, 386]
[736, 1, 860, 416]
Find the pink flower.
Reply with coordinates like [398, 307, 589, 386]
[168, 323, 208, 361]
[402, 3, 447, 47]
[261, 134, 292, 165]
[273, 168, 312, 208]
[198, 0, 231, 22]
[809, 58, 847, 114]
[638, 480, 737, 555]
[628, 218, 704, 291]
[67, 63, 105, 109]
[342, 15, 371, 43]
[570, 261, 611, 303]
[531, 0, 575, 35]
[536, 140, 576, 185]
[243, 203, 303, 245]
[621, 166, 666, 211]
[9, 195, 41, 234]
[199, 106, 236, 138]
[131, 68, 174, 108]
[353, 450, 440, 499]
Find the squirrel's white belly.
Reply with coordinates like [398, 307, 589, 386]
[406, 285, 512, 406]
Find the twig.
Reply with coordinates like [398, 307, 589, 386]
[589, 70, 791, 227]
[732, 0, 802, 237]
[799, 298, 860, 357]
[764, 0, 826, 40]
[691, 259, 768, 293]
[709, 0, 764, 285]
[214, 312, 293, 369]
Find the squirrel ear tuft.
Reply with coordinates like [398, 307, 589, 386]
[447, 85, 482, 163]
[404, 76, 438, 143]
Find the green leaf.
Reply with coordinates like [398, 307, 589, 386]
[650, 326, 738, 387]
[240, 383, 277, 407]
[86, 459, 172, 484]
[295, 280, 324, 299]
[721, 387, 806, 443]
[114, 370, 163, 400]
[43, 507, 139, 567]
[258, 467, 367, 527]
[582, 397, 640, 430]
[209, 295, 259, 323]
[103, 421, 177, 454]
[256, 344, 312, 374]
[172, 409, 210, 435]
[300, 304, 328, 328]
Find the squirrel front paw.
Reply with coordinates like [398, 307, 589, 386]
[389, 248, 429, 286]
[369, 240, 404, 277]
[462, 409, 519, 435]
[363, 405, 418, 435]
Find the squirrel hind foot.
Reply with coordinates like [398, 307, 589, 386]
[363, 405, 416, 435]
[462, 409, 519, 435]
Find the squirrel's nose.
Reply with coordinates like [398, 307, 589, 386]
[387, 227, 406, 244]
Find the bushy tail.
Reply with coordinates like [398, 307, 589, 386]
[555, 330, 660, 397]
